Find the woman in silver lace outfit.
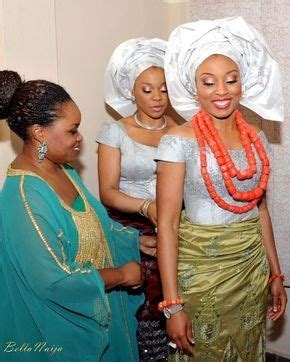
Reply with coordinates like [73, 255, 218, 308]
[156, 17, 287, 361]
[97, 38, 176, 360]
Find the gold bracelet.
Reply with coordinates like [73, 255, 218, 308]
[141, 200, 151, 217]
[139, 199, 153, 218]
[142, 200, 152, 218]
[138, 199, 148, 216]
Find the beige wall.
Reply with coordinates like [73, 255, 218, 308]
[0, 0, 289, 358]
[0, 0, 185, 192]
[0, 0, 58, 184]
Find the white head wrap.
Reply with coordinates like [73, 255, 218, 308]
[104, 37, 167, 117]
[165, 16, 284, 121]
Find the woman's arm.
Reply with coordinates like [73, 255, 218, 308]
[99, 261, 143, 290]
[157, 160, 184, 299]
[98, 143, 157, 223]
[157, 160, 194, 353]
[258, 195, 287, 320]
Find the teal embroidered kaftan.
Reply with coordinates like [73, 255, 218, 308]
[0, 164, 143, 361]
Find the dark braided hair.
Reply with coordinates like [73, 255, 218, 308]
[0, 70, 72, 140]
[0, 71, 21, 118]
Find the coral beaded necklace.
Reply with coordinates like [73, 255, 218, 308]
[193, 109, 270, 214]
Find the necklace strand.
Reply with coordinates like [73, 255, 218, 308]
[134, 113, 167, 131]
[193, 109, 270, 214]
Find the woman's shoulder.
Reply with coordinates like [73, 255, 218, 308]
[97, 118, 127, 147]
[2, 166, 56, 209]
[163, 120, 196, 139]
[100, 118, 126, 132]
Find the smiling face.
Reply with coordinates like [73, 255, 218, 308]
[195, 54, 242, 121]
[132, 66, 168, 119]
[40, 100, 83, 164]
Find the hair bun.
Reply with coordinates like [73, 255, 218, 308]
[0, 70, 22, 119]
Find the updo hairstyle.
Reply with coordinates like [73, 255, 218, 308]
[0, 70, 72, 140]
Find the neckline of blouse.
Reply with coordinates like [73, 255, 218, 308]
[162, 130, 264, 153]
[7, 164, 90, 215]
[114, 120, 158, 149]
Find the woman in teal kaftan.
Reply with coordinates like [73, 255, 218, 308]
[0, 165, 143, 362]
[0, 71, 145, 362]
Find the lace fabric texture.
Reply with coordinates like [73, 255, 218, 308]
[97, 120, 157, 199]
[156, 131, 271, 225]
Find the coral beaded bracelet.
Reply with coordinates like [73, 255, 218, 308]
[268, 274, 285, 285]
[158, 298, 184, 312]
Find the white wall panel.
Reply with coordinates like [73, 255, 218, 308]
[0, 0, 58, 188]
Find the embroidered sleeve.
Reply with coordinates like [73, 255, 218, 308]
[156, 134, 186, 163]
[20, 175, 91, 275]
[96, 120, 125, 148]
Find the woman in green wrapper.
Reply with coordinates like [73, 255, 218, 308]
[0, 70, 155, 361]
[156, 17, 287, 361]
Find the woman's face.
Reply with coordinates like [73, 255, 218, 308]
[41, 100, 83, 164]
[195, 54, 242, 120]
[132, 66, 168, 119]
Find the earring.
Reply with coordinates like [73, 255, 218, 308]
[37, 142, 47, 163]
[131, 95, 136, 103]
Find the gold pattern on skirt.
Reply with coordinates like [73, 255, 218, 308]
[240, 284, 260, 331]
[222, 338, 243, 361]
[169, 213, 269, 362]
[194, 293, 221, 345]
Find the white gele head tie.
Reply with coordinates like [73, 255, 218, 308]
[104, 37, 167, 117]
[164, 16, 284, 122]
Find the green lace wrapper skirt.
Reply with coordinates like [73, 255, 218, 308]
[170, 213, 269, 362]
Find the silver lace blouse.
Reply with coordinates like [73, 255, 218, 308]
[97, 120, 157, 199]
[156, 132, 271, 225]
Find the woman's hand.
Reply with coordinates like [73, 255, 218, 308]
[139, 235, 157, 256]
[118, 261, 144, 288]
[147, 201, 157, 226]
[166, 310, 194, 354]
[268, 278, 288, 321]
